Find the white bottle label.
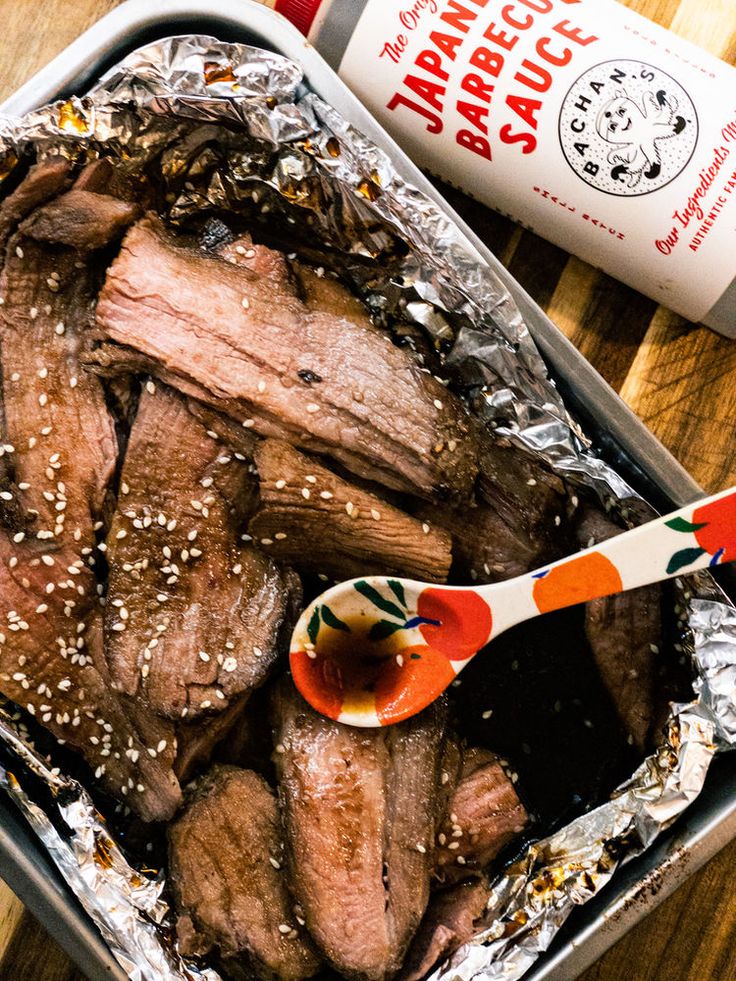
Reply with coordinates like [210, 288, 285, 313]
[335, 0, 736, 323]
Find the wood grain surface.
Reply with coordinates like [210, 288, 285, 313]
[0, 1, 734, 980]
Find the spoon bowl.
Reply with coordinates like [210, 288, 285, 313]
[290, 486, 736, 726]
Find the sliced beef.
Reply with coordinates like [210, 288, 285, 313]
[400, 878, 490, 981]
[249, 439, 453, 582]
[21, 187, 139, 251]
[169, 765, 321, 981]
[0, 169, 179, 821]
[0, 157, 72, 256]
[104, 383, 291, 721]
[273, 680, 448, 981]
[425, 440, 568, 582]
[0, 547, 180, 821]
[0, 179, 135, 548]
[95, 216, 478, 500]
[434, 748, 527, 884]
[576, 507, 662, 752]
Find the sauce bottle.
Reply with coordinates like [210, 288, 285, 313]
[261, 0, 736, 336]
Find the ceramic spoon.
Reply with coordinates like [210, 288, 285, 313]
[289, 485, 735, 727]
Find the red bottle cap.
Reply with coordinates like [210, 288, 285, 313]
[274, 0, 324, 36]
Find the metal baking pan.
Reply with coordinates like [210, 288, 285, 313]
[1, 3, 734, 980]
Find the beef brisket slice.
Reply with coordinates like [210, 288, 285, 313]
[104, 383, 291, 720]
[0, 158, 72, 256]
[0, 171, 179, 821]
[576, 508, 662, 752]
[95, 216, 478, 499]
[169, 765, 321, 981]
[0, 186, 130, 547]
[0, 547, 180, 821]
[273, 681, 447, 981]
[434, 748, 527, 883]
[21, 187, 139, 251]
[249, 439, 453, 582]
[425, 440, 568, 583]
[400, 878, 490, 981]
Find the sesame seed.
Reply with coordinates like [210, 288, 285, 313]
[41, 555, 54, 567]
[275, 479, 286, 489]
[260, 538, 273, 546]
[482, 709, 493, 719]
[433, 399, 443, 409]
[422, 523, 430, 535]
[232, 563, 242, 575]
[223, 656, 237, 672]
[157, 739, 167, 753]
[200, 699, 212, 708]
[275, 532, 287, 540]
[241, 297, 250, 309]
[416, 843, 427, 853]
[242, 418, 255, 428]
[345, 502, 354, 516]
[302, 488, 311, 499]
[370, 508, 381, 521]
[15, 246, 24, 259]
[278, 924, 291, 935]
[258, 380, 266, 393]
[69, 377, 77, 388]
[319, 491, 333, 500]
[305, 475, 317, 484]
[269, 857, 281, 869]
[55, 322, 65, 335]
[38, 393, 48, 407]
[146, 380, 156, 394]
[116, 529, 127, 540]
[253, 646, 263, 659]
[10, 373, 19, 382]
[306, 403, 319, 413]
[396, 654, 404, 667]
[38, 367, 48, 379]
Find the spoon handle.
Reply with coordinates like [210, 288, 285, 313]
[482, 486, 735, 633]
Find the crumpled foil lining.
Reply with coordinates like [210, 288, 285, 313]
[0, 34, 734, 981]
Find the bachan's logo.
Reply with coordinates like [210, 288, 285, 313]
[558, 60, 698, 197]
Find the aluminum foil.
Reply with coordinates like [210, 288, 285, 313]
[0, 33, 734, 981]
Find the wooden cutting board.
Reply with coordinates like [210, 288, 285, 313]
[0, 0, 734, 979]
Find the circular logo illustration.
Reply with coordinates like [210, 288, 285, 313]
[558, 60, 698, 196]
